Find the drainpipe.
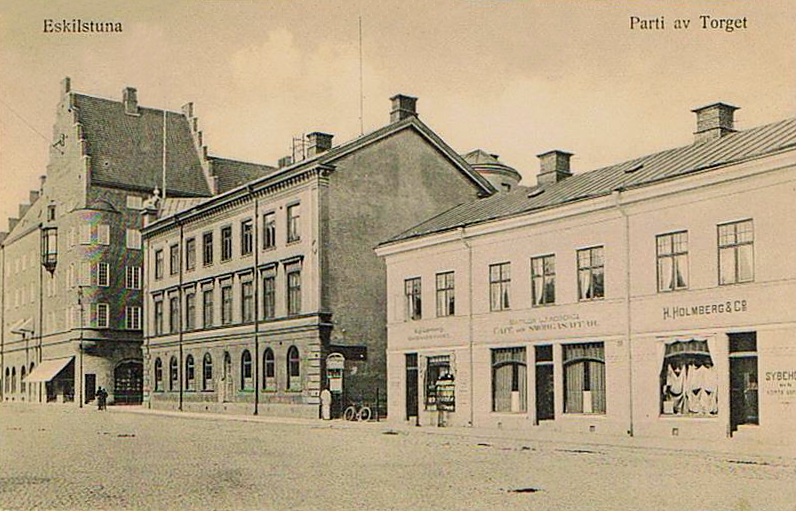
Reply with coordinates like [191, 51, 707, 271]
[613, 188, 634, 437]
[143, 232, 151, 409]
[459, 227, 475, 427]
[249, 184, 260, 416]
[177, 217, 184, 412]
[38, 238, 44, 403]
[1, 245, 5, 402]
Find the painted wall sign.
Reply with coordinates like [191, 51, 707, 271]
[493, 313, 598, 335]
[662, 299, 747, 320]
[408, 327, 451, 342]
[764, 370, 796, 401]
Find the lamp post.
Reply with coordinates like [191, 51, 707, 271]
[77, 286, 84, 408]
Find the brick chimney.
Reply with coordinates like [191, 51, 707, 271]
[278, 156, 293, 168]
[61, 77, 71, 95]
[537, 150, 573, 186]
[390, 94, 418, 123]
[306, 132, 333, 157]
[123, 87, 139, 115]
[692, 103, 739, 143]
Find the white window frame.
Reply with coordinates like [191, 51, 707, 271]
[94, 303, 110, 329]
[126, 229, 142, 250]
[125, 306, 142, 330]
[126, 195, 144, 210]
[97, 263, 110, 287]
[126, 266, 142, 290]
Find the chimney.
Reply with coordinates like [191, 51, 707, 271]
[39, 175, 47, 194]
[123, 87, 139, 115]
[306, 132, 333, 157]
[29, 190, 40, 204]
[390, 94, 418, 123]
[61, 77, 71, 95]
[278, 155, 294, 168]
[537, 150, 573, 186]
[692, 102, 739, 143]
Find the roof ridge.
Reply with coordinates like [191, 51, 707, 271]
[71, 91, 186, 116]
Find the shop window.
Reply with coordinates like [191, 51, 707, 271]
[563, 342, 606, 414]
[492, 347, 527, 413]
[425, 355, 454, 411]
[435, 272, 455, 317]
[657, 232, 688, 292]
[202, 353, 213, 391]
[718, 220, 754, 285]
[169, 356, 178, 391]
[287, 346, 301, 390]
[154, 358, 163, 392]
[531, 255, 555, 306]
[660, 339, 718, 416]
[241, 350, 253, 390]
[221, 226, 233, 261]
[185, 355, 195, 391]
[241, 219, 253, 256]
[263, 348, 276, 390]
[489, 263, 511, 311]
[404, 277, 422, 321]
[577, 246, 604, 300]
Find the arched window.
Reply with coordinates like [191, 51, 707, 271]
[20, 366, 26, 394]
[563, 343, 606, 414]
[11, 367, 16, 394]
[491, 347, 527, 413]
[154, 358, 163, 392]
[4, 367, 8, 393]
[169, 356, 178, 391]
[263, 348, 275, 390]
[202, 353, 213, 391]
[241, 350, 253, 390]
[287, 346, 300, 390]
[185, 355, 195, 391]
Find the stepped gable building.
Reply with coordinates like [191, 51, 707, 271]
[141, 94, 497, 417]
[0, 78, 271, 406]
[377, 103, 796, 443]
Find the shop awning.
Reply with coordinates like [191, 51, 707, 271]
[24, 357, 73, 383]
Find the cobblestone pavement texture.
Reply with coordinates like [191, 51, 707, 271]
[1, 404, 795, 511]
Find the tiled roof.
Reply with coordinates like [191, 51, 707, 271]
[209, 157, 277, 193]
[387, 117, 796, 244]
[73, 94, 211, 197]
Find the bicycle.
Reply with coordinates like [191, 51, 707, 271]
[343, 403, 373, 422]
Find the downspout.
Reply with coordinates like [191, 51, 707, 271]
[177, 217, 184, 411]
[459, 227, 475, 427]
[1, 245, 5, 402]
[38, 234, 44, 403]
[249, 184, 260, 416]
[143, 226, 151, 409]
[613, 188, 634, 437]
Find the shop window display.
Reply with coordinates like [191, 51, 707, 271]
[660, 339, 718, 416]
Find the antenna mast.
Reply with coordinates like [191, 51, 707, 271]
[162, 110, 167, 200]
[359, 16, 364, 135]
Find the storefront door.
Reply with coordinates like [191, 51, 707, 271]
[535, 345, 554, 422]
[114, 362, 143, 404]
[730, 356, 759, 431]
[405, 353, 418, 420]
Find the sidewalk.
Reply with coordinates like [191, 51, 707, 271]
[110, 405, 796, 464]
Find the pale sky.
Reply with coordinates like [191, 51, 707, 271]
[0, 0, 794, 225]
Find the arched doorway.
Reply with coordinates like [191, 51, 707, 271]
[221, 351, 233, 402]
[114, 360, 143, 405]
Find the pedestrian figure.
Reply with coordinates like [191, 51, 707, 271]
[97, 387, 107, 411]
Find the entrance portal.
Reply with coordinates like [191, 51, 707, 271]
[405, 353, 418, 420]
[729, 332, 759, 433]
[535, 345, 554, 422]
[114, 361, 143, 404]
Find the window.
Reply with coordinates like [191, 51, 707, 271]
[126, 229, 142, 250]
[154, 297, 164, 335]
[154, 358, 163, 391]
[202, 232, 214, 266]
[169, 296, 180, 334]
[287, 203, 301, 243]
[185, 355, 195, 391]
[202, 288, 214, 328]
[95, 303, 109, 328]
[80, 224, 92, 245]
[718, 220, 754, 285]
[154, 249, 164, 280]
[492, 347, 527, 413]
[221, 282, 233, 324]
[577, 246, 604, 300]
[241, 220, 253, 256]
[169, 356, 178, 391]
[660, 338, 718, 416]
[97, 225, 110, 246]
[169, 244, 179, 275]
[404, 277, 422, 321]
[287, 346, 301, 390]
[126, 266, 141, 290]
[221, 226, 233, 261]
[531, 255, 556, 306]
[126, 195, 144, 210]
[563, 343, 606, 414]
[287, 267, 301, 316]
[263, 348, 275, 390]
[185, 238, 196, 271]
[436, 272, 455, 317]
[263, 212, 276, 249]
[425, 355, 454, 411]
[97, 263, 110, 287]
[262, 274, 276, 320]
[125, 306, 142, 330]
[241, 280, 254, 323]
[80, 262, 91, 287]
[202, 353, 213, 391]
[47, 204, 56, 221]
[185, 292, 196, 330]
[489, 263, 511, 311]
[241, 350, 253, 390]
[657, 232, 688, 292]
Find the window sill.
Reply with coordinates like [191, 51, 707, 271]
[287, 239, 301, 246]
[562, 412, 607, 417]
[531, 303, 556, 308]
[577, 297, 605, 303]
[658, 414, 719, 420]
[262, 246, 277, 252]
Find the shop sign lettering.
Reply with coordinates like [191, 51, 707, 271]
[662, 300, 747, 320]
[494, 313, 598, 335]
[764, 370, 796, 399]
[408, 327, 451, 342]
